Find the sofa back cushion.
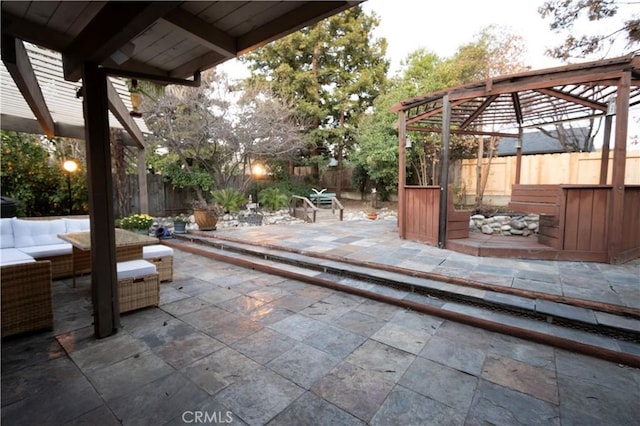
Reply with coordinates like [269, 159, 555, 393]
[0, 218, 14, 248]
[12, 218, 67, 247]
[65, 218, 91, 233]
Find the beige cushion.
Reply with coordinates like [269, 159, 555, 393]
[142, 244, 174, 258]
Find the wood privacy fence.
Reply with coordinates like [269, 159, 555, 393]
[122, 174, 191, 217]
[457, 151, 640, 206]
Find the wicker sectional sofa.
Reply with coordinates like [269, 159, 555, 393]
[0, 217, 90, 337]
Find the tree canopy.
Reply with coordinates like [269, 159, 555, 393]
[241, 5, 389, 180]
[539, 0, 640, 60]
[352, 27, 528, 194]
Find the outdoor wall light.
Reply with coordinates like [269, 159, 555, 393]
[606, 96, 616, 116]
[405, 136, 412, 148]
[63, 160, 79, 215]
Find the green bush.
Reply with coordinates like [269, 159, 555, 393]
[211, 188, 246, 213]
[258, 187, 290, 211]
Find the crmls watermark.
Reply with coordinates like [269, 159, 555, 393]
[182, 410, 234, 424]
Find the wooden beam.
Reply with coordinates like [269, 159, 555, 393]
[63, 2, 181, 81]
[438, 95, 451, 249]
[0, 11, 72, 52]
[162, 9, 236, 58]
[237, 2, 354, 55]
[1, 35, 55, 137]
[0, 114, 139, 147]
[535, 88, 607, 112]
[406, 99, 467, 125]
[406, 126, 518, 138]
[599, 114, 613, 185]
[449, 70, 625, 102]
[608, 71, 630, 264]
[459, 95, 499, 130]
[82, 62, 119, 338]
[137, 148, 149, 215]
[511, 93, 523, 124]
[515, 126, 523, 185]
[398, 111, 407, 240]
[105, 79, 145, 149]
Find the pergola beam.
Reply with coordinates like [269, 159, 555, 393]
[0, 114, 140, 147]
[105, 79, 145, 149]
[63, 2, 181, 81]
[162, 9, 236, 58]
[1, 35, 55, 137]
[459, 95, 499, 130]
[535, 88, 607, 112]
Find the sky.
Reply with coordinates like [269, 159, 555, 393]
[219, 0, 639, 141]
[221, 0, 636, 77]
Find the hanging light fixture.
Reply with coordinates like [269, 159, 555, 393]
[129, 79, 142, 118]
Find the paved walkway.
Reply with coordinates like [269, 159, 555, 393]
[211, 219, 640, 313]
[1, 219, 638, 425]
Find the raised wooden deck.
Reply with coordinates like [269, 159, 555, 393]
[447, 233, 561, 261]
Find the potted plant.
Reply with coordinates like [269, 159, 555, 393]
[365, 207, 378, 220]
[173, 215, 188, 234]
[192, 200, 223, 231]
[118, 213, 155, 234]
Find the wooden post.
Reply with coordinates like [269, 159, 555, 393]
[438, 95, 451, 248]
[137, 148, 149, 214]
[82, 62, 119, 338]
[515, 126, 523, 184]
[599, 113, 613, 185]
[608, 71, 630, 264]
[398, 110, 406, 239]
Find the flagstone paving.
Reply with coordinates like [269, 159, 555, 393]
[0, 218, 640, 426]
[2, 229, 639, 425]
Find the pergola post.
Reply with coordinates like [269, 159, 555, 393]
[608, 71, 630, 264]
[137, 148, 149, 214]
[599, 109, 614, 185]
[438, 95, 451, 248]
[398, 110, 407, 239]
[515, 126, 523, 184]
[82, 62, 119, 338]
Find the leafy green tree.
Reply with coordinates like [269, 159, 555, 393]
[242, 5, 389, 193]
[353, 27, 526, 192]
[0, 131, 86, 216]
[539, 0, 639, 60]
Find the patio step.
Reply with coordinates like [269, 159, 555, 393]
[165, 235, 640, 367]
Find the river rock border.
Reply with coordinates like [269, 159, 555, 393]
[470, 214, 539, 237]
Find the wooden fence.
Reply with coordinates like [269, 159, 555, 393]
[458, 151, 640, 206]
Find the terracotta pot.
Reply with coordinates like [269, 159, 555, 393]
[366, 212, 378, 220]
[193, 209, 218, 230]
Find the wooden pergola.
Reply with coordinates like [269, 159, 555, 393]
[391, 55, 640, 264]
[1, 0, 361, 338]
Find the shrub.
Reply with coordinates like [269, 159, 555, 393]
[258, 187, 290, 211]
[118, 213, 154, 230]
[211, 188, 246, 213]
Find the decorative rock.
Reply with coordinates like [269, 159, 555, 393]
[481, 224, 494, 234]
[490, 222, 502, 229]
[510, 229, 525, 235]
[471, 214, 485, 220]
[528, 222, 538, 230]
[501, 225, 512, 231]
[509, 219, 526, 230]
[493, 215, 510, 222]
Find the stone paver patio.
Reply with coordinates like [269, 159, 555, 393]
[2, 247, 638, 425]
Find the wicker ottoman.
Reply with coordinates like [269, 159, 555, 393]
[1, 260, 53, 337]
[142, 244, 174, 282]
[116, 260, 159, 313]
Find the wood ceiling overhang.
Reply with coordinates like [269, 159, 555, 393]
[1, 1, 361, 145]
[391, 55, 640, 137]
[1, 1, 360, 82]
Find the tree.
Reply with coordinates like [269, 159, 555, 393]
[539, 0, 640, 60]
[144, 70, 307, 205]
[0, 131, 84, 216]
[241, 6, 389, 194]
[353, 27, 527, 201]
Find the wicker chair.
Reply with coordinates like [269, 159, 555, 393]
[1, 261, 53, 337]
